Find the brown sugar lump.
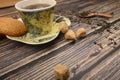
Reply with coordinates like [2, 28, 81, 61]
[65, 29, 76, 40]
[54, 64, 69, 80]
[76, 28, 86, 38]
[59, 21, 69, 33]
[0, 17, 27, 36]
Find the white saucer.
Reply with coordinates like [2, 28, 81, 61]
[6, 15, 71, 45]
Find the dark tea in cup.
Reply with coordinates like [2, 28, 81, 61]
[23, 3, 50, 9]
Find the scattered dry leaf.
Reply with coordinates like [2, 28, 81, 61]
[76, 11, 113, 18]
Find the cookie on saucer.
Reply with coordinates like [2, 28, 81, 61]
[0, 17, 27, 36]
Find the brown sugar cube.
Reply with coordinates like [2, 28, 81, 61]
[59, 21, 69, 33]
[54, 64, 69, 80]
[76, 28, 86, 38]
[65, 29, 76, 40]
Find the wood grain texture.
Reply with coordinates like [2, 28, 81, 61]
[0, 0, 21, 8]
[0, 0, 120, 80]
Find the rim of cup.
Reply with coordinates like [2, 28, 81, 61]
[15, 0, 56, 12]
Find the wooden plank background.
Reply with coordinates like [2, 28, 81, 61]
[0, 0, 120, 80]
[0, 0, 21, 8]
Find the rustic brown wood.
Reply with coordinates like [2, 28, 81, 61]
[0, 0, 21, 8]
[0, 0, 120, 80]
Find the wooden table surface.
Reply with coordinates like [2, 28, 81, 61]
[0, 0, 120, 80]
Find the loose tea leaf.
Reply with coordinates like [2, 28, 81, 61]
[54, 16, 64, 23]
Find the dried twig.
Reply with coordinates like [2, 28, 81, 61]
[76, 11, 113, 18]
